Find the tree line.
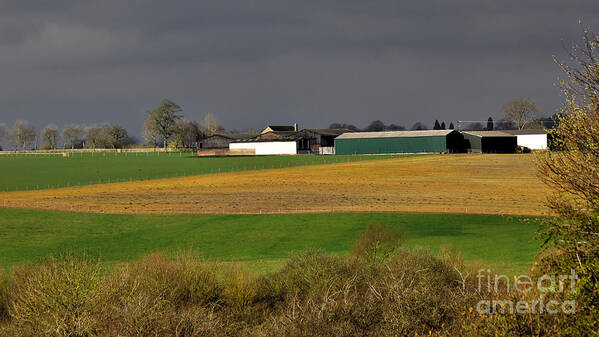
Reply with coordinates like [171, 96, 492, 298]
[0, 96, 556, 151]
[329, 120, 455, 132]
[330, 97, 554, 133]
[0, 99, 226, 151]
[0, 121, 133, 151]
[141, 99, 225, 150]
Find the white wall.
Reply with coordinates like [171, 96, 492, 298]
[319, 147, 335, 155]
[230, 141, 297, 155]
[516, 134, 547, 150]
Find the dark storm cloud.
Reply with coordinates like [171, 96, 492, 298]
[0, 0, 598, 137]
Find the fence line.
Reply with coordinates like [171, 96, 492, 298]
[0, 147, 187, 155]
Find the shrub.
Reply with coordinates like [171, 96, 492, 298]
[351, 223, 403, 263]
[0, 269, 8, 321]
[373, 249, 468, 334]
[257, 248, 472, 336]
[6, 254, 103, 337]
[221, 264, 258, 310]
[122, 252, 223, 305]
[0, 241, 590, 335]
[93, 252, 225, 335]
[257, 251, 379, 336]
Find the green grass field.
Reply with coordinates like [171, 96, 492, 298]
[0, 152, 405, 191]
[0, 208, 541, 274]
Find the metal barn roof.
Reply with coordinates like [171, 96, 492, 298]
[303, 128, 353, 136]
[336, 130, 456, 139]
[461, 131, 515, 138]
[208, 132, 258, 140]
[501, 129, 548, 135]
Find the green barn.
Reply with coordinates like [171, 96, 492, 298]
[334, 130, 464, 155]
[461, 131, 517, 153]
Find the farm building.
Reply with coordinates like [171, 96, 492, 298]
[199, 133, 257, 149]
[301, 129, 352, 154]
[334, 130, 464, 155]
[260, 124, 298, 134]
[502, 129, 548, 150]
[255, 131, 298, 141]
[229, 128, 300, 155]
[461, 131, 517, 153]
[248, 127, 351, 154]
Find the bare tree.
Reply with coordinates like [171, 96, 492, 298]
[410, 122, 428, 130]
[10, 121, 24, 150]
[555, 24, 599, 106]
[535, 25, 599, 313]
[365, 120, 386, 132]
[494, 118, 516, 130]
[502, 98, 540, 130]
[173, 120, 203, 149]
[148, 99, 183, 149]
[142, 112, 161, 149]
[387, 124, 405, 131]
[102, 124, 128, 149]
[84, 125, 102, 149]
[242, 128, 260, 135]
[62, 124, 84, 149]
[0, 123, 7, 150]
[465, 122, 484, 131]
[328, 123, 359, 131]
[201, 113, 223, 136]
[11, 120, 36, 151]
[42, 124, 59, 150]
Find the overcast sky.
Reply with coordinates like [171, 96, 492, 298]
[1, 1, 598, 136]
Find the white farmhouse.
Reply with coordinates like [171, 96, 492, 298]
[503, 129, 548, 150]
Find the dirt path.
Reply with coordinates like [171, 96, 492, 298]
[0, 154, 551, 216]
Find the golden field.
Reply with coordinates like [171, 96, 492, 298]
[0, 154, 551, 216]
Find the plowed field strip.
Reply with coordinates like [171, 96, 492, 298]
[0, 154, 551, 216]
